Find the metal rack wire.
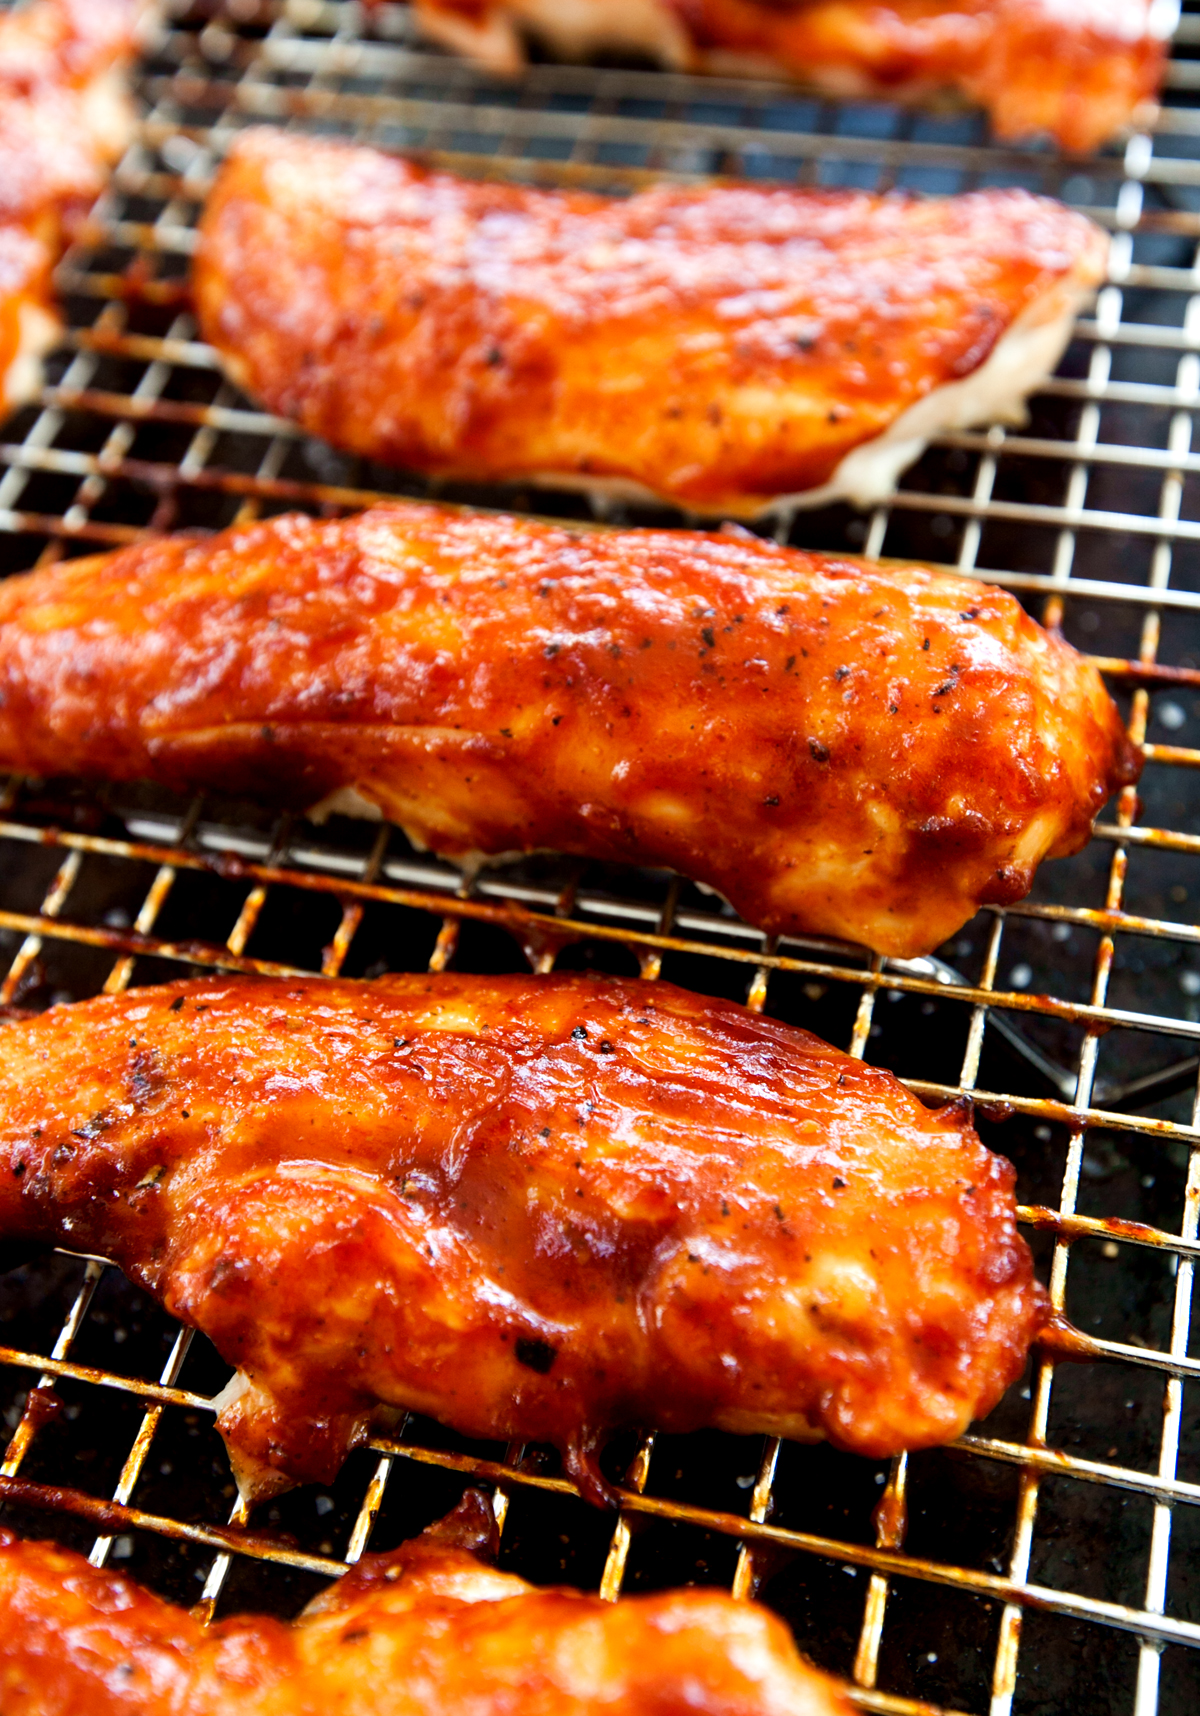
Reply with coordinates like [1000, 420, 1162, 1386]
[3, 0, 1200, 1710]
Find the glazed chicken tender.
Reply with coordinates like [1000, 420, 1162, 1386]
[193, 129, 1107, 516]
[0, 1493, 852, 1715]
[412, 0, 1169, 155]
[0, 0, 146, 411]
[0, 502, 1139, 957]
[0, 973, 1046, 1502]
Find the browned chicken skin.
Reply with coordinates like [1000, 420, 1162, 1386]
[193, 129, 1107, 516]
[0, 1493, 852, 1715]
[412, 0, 1168, 154]
[0, 502, 1138, 957]
[0, 973, 1046, 1501]
[0, 0, 145, 410]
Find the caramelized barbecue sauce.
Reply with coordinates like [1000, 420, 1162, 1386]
[0, 973, 1047, 1503]
[416, 0, 1164, 153]
[0, 1494, 855, 1714]
[194, 131, 1106, 514]
[0, 505, 1140, 958]
[676, 0, 1165, 153]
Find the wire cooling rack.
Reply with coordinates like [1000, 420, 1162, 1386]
[4, 2, 1200, 1711]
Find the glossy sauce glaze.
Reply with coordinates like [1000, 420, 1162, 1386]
[412, 0, 1167, 153]
[0, 1493, 852, 1715]
[0, 503, 1139, 957]
[0, 0, 143, 408]
[0, 973, 1047, 1502]
[0, 0, 138, 225]
[193, 129, 1106, 515]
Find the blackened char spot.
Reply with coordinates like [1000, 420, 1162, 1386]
[127, 1048, 165, 1110]
[71, 1110, 113, 1142]
[515, 1337, 558, 1374]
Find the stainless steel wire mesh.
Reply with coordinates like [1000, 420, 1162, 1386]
[3, 2, 1200, 1711]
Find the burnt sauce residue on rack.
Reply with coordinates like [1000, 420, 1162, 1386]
[0, 2, 1199, 1714]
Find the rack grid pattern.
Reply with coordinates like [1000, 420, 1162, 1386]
[4, 2, 1200, 1712]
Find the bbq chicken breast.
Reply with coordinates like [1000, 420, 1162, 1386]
[193, 128, 1107, 516]
[0, 502, 1138, 957]
[0, 0, 147, 412]
[0, 1493, 852, 1715]
[412, 0, 1169, 154]
[0, 974, 1046, 1502]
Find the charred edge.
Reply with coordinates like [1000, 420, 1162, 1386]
[515, 1336, 558, 1374]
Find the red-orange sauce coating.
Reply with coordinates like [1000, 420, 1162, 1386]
[0, 502, 1138, 957]
[193, 129, 1106, 515]
[0, 1494, 852, 1715]
[414, 0, 1166, 152]
[0, 0, 142, 408]
[0, 973, 1046, 1501]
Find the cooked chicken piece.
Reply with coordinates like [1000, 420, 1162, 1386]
[0, 972, 1046, 1501]
[0, 0, 143, 226]
[0, 0, 147, 411]
[0, 1492, 852, 1715]
[0, 502, 1138, 957]
[0, 0, 139, 85]
[411, 0, 1168, 154]
[193, 128, 1107, 517]
[0, 226, 58, 413]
